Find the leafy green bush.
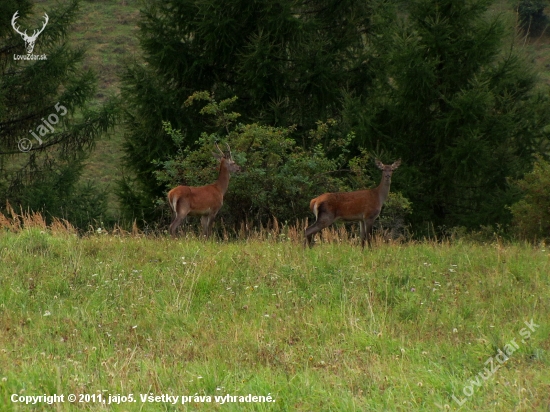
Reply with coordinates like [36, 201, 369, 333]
[509, 156, 550, 242]
[378, 192, 412, 239]
[154, 92, 411, 234]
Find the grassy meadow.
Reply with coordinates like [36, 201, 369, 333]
[0, 215, 548, 411]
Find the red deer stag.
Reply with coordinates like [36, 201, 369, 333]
[168, 143, 240, 238]
[305, 159, 401, 248]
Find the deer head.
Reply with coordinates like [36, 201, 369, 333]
[213, 142, 241, 173]
[375, 159, 401, 182]
[12, 11, 49, 54]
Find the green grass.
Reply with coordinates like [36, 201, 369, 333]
[65, 0, 140, 213]
[0, 229, 548, 411]
[34, 0, 141, 213]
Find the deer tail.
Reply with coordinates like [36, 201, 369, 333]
[310, 197, 320, 220]
[168, 190, 178, 213]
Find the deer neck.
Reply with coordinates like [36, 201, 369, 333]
[375, 175, 392, 204]
[214, 158, 231, 195]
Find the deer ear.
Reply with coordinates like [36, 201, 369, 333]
[391, 159, 401, 170]
[375, 159, 385, 170]
[212, 151, 223, 160]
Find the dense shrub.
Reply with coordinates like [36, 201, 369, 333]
[154, 92, 411, 234]
[509, 156, 550, 242]
[378, 192, 413, 239]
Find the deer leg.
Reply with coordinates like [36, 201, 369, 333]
[170, 213, 186, 237]
[365, 220, 375, 248]
[201, 212, 217, 238]
[170, 205, 189, 237]
[360, 220, 367, 249]
[207, 214, 216, 237]
[201, 216, 210, 238]
[304, 214, 334, 248]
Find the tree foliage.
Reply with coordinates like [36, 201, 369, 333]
[0, 0, 117, 227]
[509, 156, 550, 241]
[345, 0, 550, 232]
[154, 92, 411, 232]
[121, 0, 550, 235]
[120, 0, 382, 220]
[517, 0, 549, 36]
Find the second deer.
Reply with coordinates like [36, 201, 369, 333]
[168, 143, 240, 238]
[305, 159, 401, 248]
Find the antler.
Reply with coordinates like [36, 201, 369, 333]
[225, 143, 232, 159]
[11, 11, 48, 40]
[215, 142, 225, 157]
[11, 11, 27, 38]
[32, 13, 49, 39]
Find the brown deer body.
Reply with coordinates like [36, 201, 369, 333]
[168, 144, 240, 238]
[305, 159, 401, 248]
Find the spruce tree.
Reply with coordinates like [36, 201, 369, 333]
[120, 0, 380, 220]
[0, 0, 117, 226]
[346, 0, 550, 231]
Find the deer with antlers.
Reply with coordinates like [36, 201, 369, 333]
[305, 159, 401, 248]
[11, 11, 49, 55]
[168, 143, 240, 238]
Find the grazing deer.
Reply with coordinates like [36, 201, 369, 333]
[168, 143, 240, 238]
[305, 159, 401, 248]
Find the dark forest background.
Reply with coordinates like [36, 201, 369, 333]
[1, 0, 550, 240]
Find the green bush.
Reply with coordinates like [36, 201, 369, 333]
[378, 192, 412, 239]
[154, 92, 411, 234]
[509, 156, 550, 242]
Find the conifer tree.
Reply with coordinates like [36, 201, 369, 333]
[120, 0, 379, 220]
[346, 0, 550, 231]
[0, 0, 117, 226]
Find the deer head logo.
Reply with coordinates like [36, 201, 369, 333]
[11, 11, 49, 55]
